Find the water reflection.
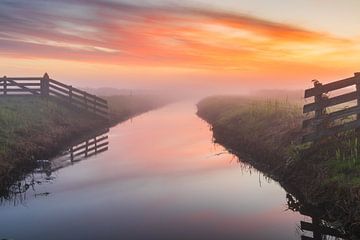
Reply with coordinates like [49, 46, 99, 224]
[286, 194, 349, 240]
[42, 128, 109, 173]
[0, 103, 353, 240]
[0, 128, 109, 205]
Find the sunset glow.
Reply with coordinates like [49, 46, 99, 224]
[1, 0, 360, 89]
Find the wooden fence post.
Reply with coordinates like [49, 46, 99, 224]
[70, 147, 74, 162]
[313, 80, 326, 136]
[3, 76, 7, 95]
[41, 73, 50, 97]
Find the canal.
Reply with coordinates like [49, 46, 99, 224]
[0, 102, 311, 240]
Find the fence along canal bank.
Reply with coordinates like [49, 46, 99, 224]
[302, 72, 360, 142]
[197, 73, 360, 238]
[0, 73, 109, 119]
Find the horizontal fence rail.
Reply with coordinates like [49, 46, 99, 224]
[0, 73, 109, 119]
[302, 72, 360, 142]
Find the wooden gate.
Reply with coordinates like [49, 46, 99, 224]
[302, 72, 360, 142]
[0, 73, 109, 119]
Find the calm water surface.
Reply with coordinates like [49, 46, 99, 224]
[0, 102, 309, 240]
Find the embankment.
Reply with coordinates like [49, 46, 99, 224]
[197, 96, 360, 237]
[0, 95, 170, 190]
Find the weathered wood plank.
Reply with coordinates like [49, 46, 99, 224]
[303, 91, 357, 113]
[4, 77, 43, 81]
[303, 105, 360, 128]
[71, 87, 107, 104]
[50, 91, 108, 116]
[0, 82, 40, 87]
[71, 98, 108, 114]
[49, 83, 70, 95]
[51, 79, 107, 105]
[302, 119, 360, 142]
[305, 76, 358, 98]
[0, 89, 40, 92]
[6, 79, 41, 95]
[71, 92, 108, 109]
[49, 79, 70, 89]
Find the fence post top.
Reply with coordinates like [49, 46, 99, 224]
[43, 72, 49, 79]
[355, 72, 360, 77]
[312, 79, 322, 87]
[3, 75, 6, 78]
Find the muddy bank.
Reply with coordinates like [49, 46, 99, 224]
[197, 96, 360, 238]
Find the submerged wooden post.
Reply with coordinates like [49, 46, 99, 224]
[70, 147, 74, 162]
[3, 76, 7, 95]
[85, 140, 89, 157]
[41, 73, 50, 97]
[94, 137, 98, 154]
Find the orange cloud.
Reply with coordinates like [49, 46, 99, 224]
[1, 1, 359, 88]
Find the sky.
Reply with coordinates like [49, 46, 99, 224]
[0, 0, 360, 92]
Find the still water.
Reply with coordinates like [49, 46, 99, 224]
[1, 102, 319, 239]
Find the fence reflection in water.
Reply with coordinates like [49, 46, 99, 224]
[41, 128, 110, 174]
[287, 194, 348, 240]
[0, 129, 109, 205]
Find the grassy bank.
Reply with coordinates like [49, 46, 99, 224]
[0, 96, 107, 185]
[0, 94, 170, 188]
[197, 96, 360, 236]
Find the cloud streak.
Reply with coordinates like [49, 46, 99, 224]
[0, 0, 359, 75]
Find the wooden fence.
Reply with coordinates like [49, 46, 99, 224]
[302, 72, 360, 142]
[286, 194, 347, 239]
[0, 73, 108, 119]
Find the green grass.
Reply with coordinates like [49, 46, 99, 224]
[197, 96, 360, 188]
[198, 96, 360, 233]
[197, 96, 303, 165]
[0, 96, 107, 174]
[0, 94, 171, 179]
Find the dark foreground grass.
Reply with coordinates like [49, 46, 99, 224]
[197, 96, 360, 235]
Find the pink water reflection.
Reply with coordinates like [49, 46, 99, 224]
[0, 101, 304, 240]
